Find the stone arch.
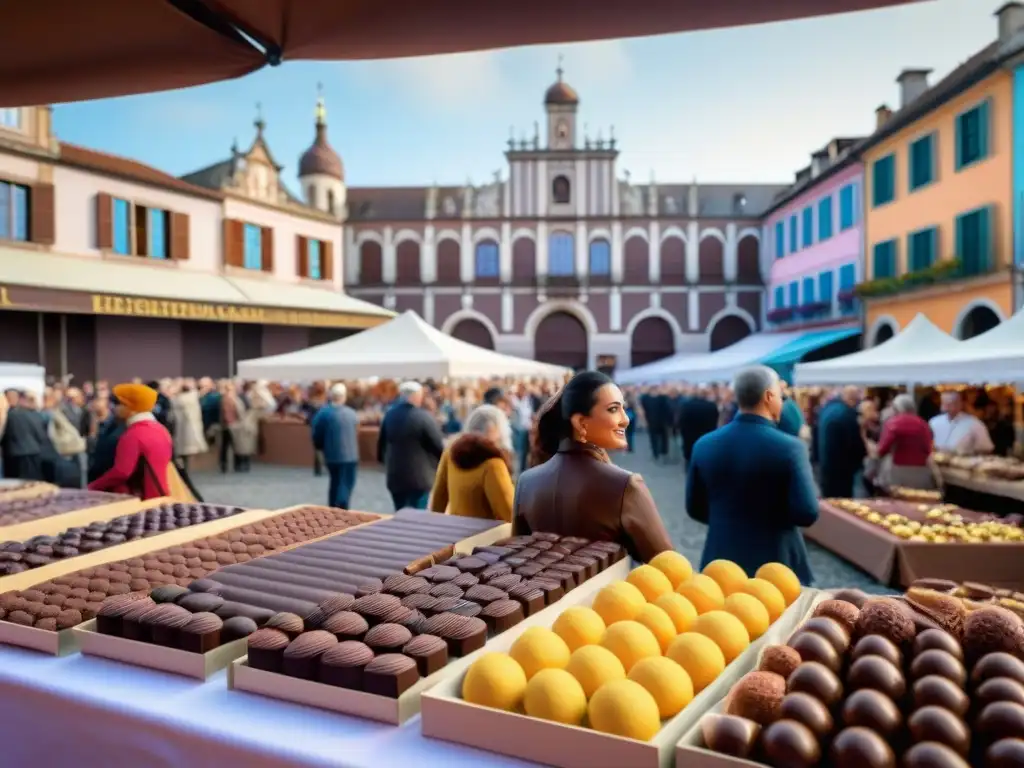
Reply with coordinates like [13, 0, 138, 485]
[524, 300, 599, 340]
[358, 240, 383, 284]
[629, 314, 677, 368]
[445, 312, 497, 349]
[698, 232, 725, 284]
[659, 236, 686, 284]
[623, 226, 649, 243]
[659, 226, 688, 245]
[868, 315, 900, 346]
[736, 234, 761, 283]
[393, 229, 422, 246]
[535, 311, 588, 370]
[394, 240, 421, 285]
[441, 308, 501, 340]
[707, 310, 755, 352]
[623, 235, 650, 284]
[471, 227, 500, 246]
[587, 228, 612, 244]
[435, 238, 461, 285]
[954, 299, 1005, 340]
[512, 236, 537, 283]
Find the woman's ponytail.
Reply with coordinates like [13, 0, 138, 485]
[528, 389, 567, 468]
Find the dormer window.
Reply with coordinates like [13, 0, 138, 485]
[443, 197, 457, 216]
[733, 193, 747, 213]
[664, 197, 677, 214]
[552, 175, 571, 204]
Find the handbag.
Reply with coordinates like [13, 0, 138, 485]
[126, 454, 169, 499]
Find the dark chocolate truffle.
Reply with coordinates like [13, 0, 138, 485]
[779, 692, 833, 739]
[910, 649, 966, 687]
[986, 738, 1024, 768]
[851, 634, 903, 668]
[913, 628, 963, 660]
[247, 628, 290, 673]
[761, 719, 821, 768]
[151, 585, 189, 603]
[830, 726, 895, 768]
[364, 623, 412, 653]
[974, 653, 1024, 687]
[841, 689, 903, 737]
[912, 675, 969, 717]
[790, 631, 842, 674]
[976, 701, 1024, 748]
[903, 742, 968, 768]
[976, 678, 1024, 710]
[787, 662, 843, 708]
[221, 616, 258, 642]
[847, 655, 906, 700]
[265, 612, 305, 637]
[176, 592, 224, 614]
[908, 706, 970, 755]
[800, 616, 851, 654]
[700, 714, 761, 759]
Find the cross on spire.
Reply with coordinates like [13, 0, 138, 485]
[315, 82, 327, 125]
[556, 54, 564, 81]
[254, 101, 265, 133]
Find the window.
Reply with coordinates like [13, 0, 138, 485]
[0, 109, 20, 130]
[909, 133, 935, 191]
[243, 223, 263, 270]
[552, 176, 571, 204]
[839, 184, 856, 230]
[548, 232, 574, 276]
[839, 263, 856, 292]
[818, 196, 833, 241]
[327, 189, 336, 215]
[956, 206, 993, 276]
[801, 206, 813, 248]
[774, 221, 785, 259]
[802, 276, 815, 304]
[774, 286, 785, 308]
[474, 240, 500, 278]
[147, 208, 169, 259]
[956, 101, 990, 170]
[112, 198, 131, 254]
[818, 270, 834, 305]
[0, 181, 29, 242]
[788, 215, 798, 252]
[872, 240, 898, 279]
[788, 281, 799, 306]
[588, 239, 611, 275]
[308, 239, 322, 280]
[908, 227, 937, 272]
[872, 154, 895, 207]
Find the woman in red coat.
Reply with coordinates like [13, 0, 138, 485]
[88, 383, 173, 500]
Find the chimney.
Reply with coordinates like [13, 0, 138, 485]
[810, 150, 829, 178]
[897, 69, 932, 108]
[875, 104, 893, 130]
[997, 2, 1024, 41]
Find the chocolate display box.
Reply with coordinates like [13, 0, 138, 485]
[0, 491, 139, 541]
[228, 553, 632, 725]
[422, 584, 823, 768]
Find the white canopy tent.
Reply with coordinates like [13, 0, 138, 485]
[911, 307, 1024, 382]
[0, 363, 45, 399]
[617, 332, 805, 385]
[236, 310, 571, 381]
[793, 314, 961, 385]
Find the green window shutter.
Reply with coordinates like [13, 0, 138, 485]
[955, 213, 964, 271]
[979, 100, 990, 159]
[930, 228, 938, 268]
[955, 114, 964, 170]
[980, 205, 992, 272]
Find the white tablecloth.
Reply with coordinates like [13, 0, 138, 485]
[0, 645, 538, 768]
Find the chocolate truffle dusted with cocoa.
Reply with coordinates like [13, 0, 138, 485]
[856, 599, 916, 648]
[403, 634, 448, 677]
[363, 653, 419, 698]
[726, 671, 786, 726]
[180, 612, 223, 653]
[282, 630, 338, 680]
[247, 628, 291, 673]
[265, 612, 305, 638]
[760, 646, 802, 680]
[964, 608, 1024, 666]
[364, 623, 413, 654]
[814, 599, 861, 635]
[319, 641, 374, 690]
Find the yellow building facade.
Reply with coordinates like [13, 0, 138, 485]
[861, 52, 1016, 345]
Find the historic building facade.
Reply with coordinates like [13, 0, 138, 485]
[0, 100, 389, 382]
[343, 71, 787, 372]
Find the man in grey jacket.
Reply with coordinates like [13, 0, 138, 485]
[311, 383, 361, 509]
[377, 381, 445, 511]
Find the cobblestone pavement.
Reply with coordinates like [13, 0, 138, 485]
[190, 442, 891, 594]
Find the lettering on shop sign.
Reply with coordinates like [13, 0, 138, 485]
[0, 287, 12, 307]
[89, 294, 382, 329]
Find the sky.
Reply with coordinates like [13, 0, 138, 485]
[53, 0, 1000, 190]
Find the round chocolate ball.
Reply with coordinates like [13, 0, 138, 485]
[976, 701, 1024, 748]
[908, 706, 970, 756]
[841, 689, 902, 737]
[974, 653, 1024, 688]
[830, 726, 896, 768]
[913, 629, 963, 661]
[790, 631, 842, 674]
[912, 675, 969, 718]
[986, 738, 1024, 768]
[788, 662, 844, 708]
[851, 634, 903, 669]
[847, 655, 906, 701]
[779, 692, 834, 740]
[910, 649, 966, 687]
[700, 714, 761, 759]
[800, 616, 851, 654]
[903, 741, 969, 768]
[761, 719, 821, 768]
[976, 678, 1024, 710]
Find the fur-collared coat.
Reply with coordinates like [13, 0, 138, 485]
[428, 433, 514, 522]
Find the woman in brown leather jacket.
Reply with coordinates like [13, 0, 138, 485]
[514, 371, 673, 563]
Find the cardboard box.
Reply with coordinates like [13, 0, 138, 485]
[228, 556, 631, 725]
[74, 619, 249, 679]
[0, 495, 152, 542]
[453, 522, 511, 554]
[0, 619, 80, 656]
[421, 584, 823, 768]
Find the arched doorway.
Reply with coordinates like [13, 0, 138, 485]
[872, 322, 896, 346]
[535, 312, 588, 370]
[958, 305, 1001, 340]
[631, 317, 675, 367]
[709, 314, 751, 352]
[449, 319, 494, 349]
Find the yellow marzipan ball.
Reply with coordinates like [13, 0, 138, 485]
[702, 560, 749, 597]
[627, 564, 674, 602]
[588, 679, 662, 741]
[738, 578, 787, 623]
[628, 656, 694, 718]
[648, 550, 694, 589]
[692, 610, 750, 663]
[552, 606, 606, 652]
[600, 620, 662, 673]
[724, 593, 771, 640]
[523, 668, 588, 725]
[755, 563, 801, 606]
[509, 627, 570, 680]
[566, 645, 626, 699]
[462, 652, 528, 711]
[635, 603, 678, 653]
[666, 632, 726, 692]
[676, 574, 725, 614]
[591, 581, 647, 626]
[654, 592, 699, 634]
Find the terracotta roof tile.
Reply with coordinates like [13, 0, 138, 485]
[58, 143, 224, 201]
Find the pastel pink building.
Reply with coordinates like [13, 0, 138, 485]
[762, 138, 864, 334]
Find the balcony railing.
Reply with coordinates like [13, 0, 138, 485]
[854, 257, 1001, 300]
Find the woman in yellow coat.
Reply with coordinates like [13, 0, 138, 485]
[429, 405, 514, 522]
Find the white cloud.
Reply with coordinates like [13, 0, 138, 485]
[354, 49, 505, 108]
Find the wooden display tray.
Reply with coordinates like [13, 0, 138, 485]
[421, 582, 823, 768]
[74, 619, 249, 679]
[453, 522, 511, 555]
[0, 496, 150, 542]
[229, 556, 631, 725]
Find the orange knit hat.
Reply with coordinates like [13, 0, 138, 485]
[113, 383, 158, 413]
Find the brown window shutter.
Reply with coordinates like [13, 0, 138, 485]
[261, 226, 274, 272]
[96, 192, 113, 249]
[296, 235, 308, 278]
[223, 217, 241, 267]
[30, 183, 55, 245]
[322, 240, 334, 281]
[170, 212, 190, 260]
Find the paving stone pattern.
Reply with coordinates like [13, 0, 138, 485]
[190, 441, 892, 594]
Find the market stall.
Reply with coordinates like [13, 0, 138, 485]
[236, 311, 570, 381]
[932, 452, 1024, 517]
[257, 421, 381, 466]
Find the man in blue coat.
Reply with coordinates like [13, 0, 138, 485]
[311, 383, 361, 509]
[686, 365, 819, 585]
